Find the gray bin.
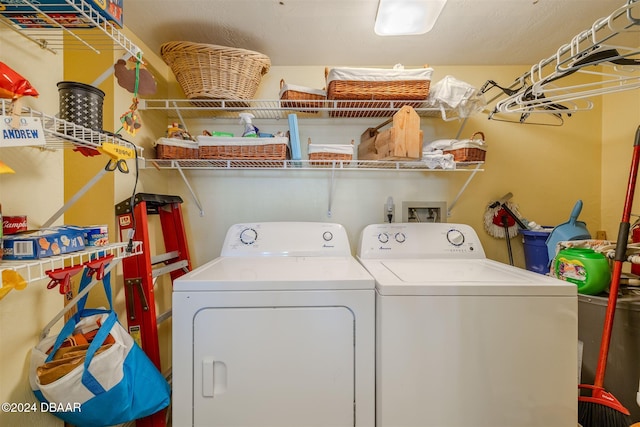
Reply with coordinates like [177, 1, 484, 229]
[578, 293, 640, 421]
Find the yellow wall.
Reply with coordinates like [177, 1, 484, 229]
[601, 89, 640, 244]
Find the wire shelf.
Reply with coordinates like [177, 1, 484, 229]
[138, 99, 460, 121]
[1, 99, 143, 155]
[0, 241, 142, 286]
[0, 0, 142, 58]
[145, 158, 484, 172]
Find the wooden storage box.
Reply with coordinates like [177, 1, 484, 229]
[280, 79, 326, 113]
[155, 138, 199, 159]
[308, 140, 354, 165]
[196, 136, 289, 160]
[358, 106, 423, 160]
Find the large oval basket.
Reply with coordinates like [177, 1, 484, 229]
[160, 41, 271, 100]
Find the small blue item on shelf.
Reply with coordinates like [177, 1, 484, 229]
[288, 113, 301, 160]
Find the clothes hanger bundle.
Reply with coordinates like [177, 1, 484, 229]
[485, 0, 640, 125]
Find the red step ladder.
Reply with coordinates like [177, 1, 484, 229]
[115, 193, 192, 427]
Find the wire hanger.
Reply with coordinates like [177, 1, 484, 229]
[485, 0, 640, 121]
[481, 79, 574, 126]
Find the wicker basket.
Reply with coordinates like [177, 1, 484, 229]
[308, 140, 354, 166]
[160, 41, 271, 100]
[155, 138, 199, 159]
[279, 79, 326, 113]
[444, 132, 486, 162]
[197, 136, 289, 160]
[326, 66, 432, 117]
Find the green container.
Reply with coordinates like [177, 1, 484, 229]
[553, 247, 611, 295]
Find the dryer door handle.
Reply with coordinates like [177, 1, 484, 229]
[202, 358, 228, 397]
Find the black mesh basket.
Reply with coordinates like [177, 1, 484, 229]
[57, 81, 105, 136]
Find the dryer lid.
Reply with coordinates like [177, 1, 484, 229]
[359, 258, 576, 296]
[174, 256, 375, 291]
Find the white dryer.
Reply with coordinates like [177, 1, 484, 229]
[173, 222, 375, 427]
[357, 223, 578, 427]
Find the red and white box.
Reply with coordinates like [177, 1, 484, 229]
[3, 215, 27, 235]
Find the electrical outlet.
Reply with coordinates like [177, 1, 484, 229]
[402, 201, 447, 223]
[383, 202, 396, 223]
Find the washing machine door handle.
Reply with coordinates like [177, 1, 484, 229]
[202, 357, 228, 396]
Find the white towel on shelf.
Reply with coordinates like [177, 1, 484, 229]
[422, 152, 456, 170]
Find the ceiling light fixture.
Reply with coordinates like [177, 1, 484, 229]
[375, 0, 447, 36]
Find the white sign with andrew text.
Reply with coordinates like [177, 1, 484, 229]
[0, 115, 46, 147]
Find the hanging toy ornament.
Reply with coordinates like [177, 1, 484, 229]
[117, 54, 145, 136]
[120, 97, 141, 136]
[114, 57, 156, 96]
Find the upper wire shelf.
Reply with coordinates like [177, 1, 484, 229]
[1, 99, 143, 155]
[138, 99, 462, 121]
[0, 0, 142, 58]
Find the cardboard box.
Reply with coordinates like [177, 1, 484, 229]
[2, 226, 86, 260]
[83, 224, 109, 246]
[358, 106, 423, 160]
[0, 0, 123, 28]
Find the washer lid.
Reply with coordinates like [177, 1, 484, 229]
[174, 256, 374, 291]
[359, 258, 576, 296]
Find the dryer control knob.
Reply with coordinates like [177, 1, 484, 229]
[378, 232, 389, 244]
[323, 231, 333, 241]
[239, 228, 258, 245]
[395, 232, 406, 243]
[447, 229, 465, 246]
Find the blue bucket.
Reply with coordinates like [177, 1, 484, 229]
[520, 229, 552, 274]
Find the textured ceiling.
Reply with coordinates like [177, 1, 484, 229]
[124, 0, 637, 67]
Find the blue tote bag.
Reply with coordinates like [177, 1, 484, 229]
[29, 266, 170, 427]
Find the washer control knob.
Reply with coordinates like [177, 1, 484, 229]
[239, 228, 258, 245]
[378, 232, 389, 244]
[323, 231, 333, 241]
[447, 229, 465, 246]
[394, 232, 406, 243]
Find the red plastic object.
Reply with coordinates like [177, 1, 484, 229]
[578, 384, 630, 415]
[578, 126, 640, 417]
[85, 254, 115, 280]
[46, 265, 84, 294]
[632, 225, 640, 275]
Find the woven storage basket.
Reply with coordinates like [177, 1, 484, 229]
[197, 136, 289, 160]
[308, 140, 353, 166]
[160, 41, 271, 100]
[155, 138, 199, 159]
[280, 79, 326, 113]
[326, 66, 432, 117]
[444, 132, 487, 162]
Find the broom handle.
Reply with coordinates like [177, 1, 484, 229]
[595, 126, 640, 388]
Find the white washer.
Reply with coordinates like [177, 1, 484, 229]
[173, 222, 375, 427]
[357, 223, 578, 427]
